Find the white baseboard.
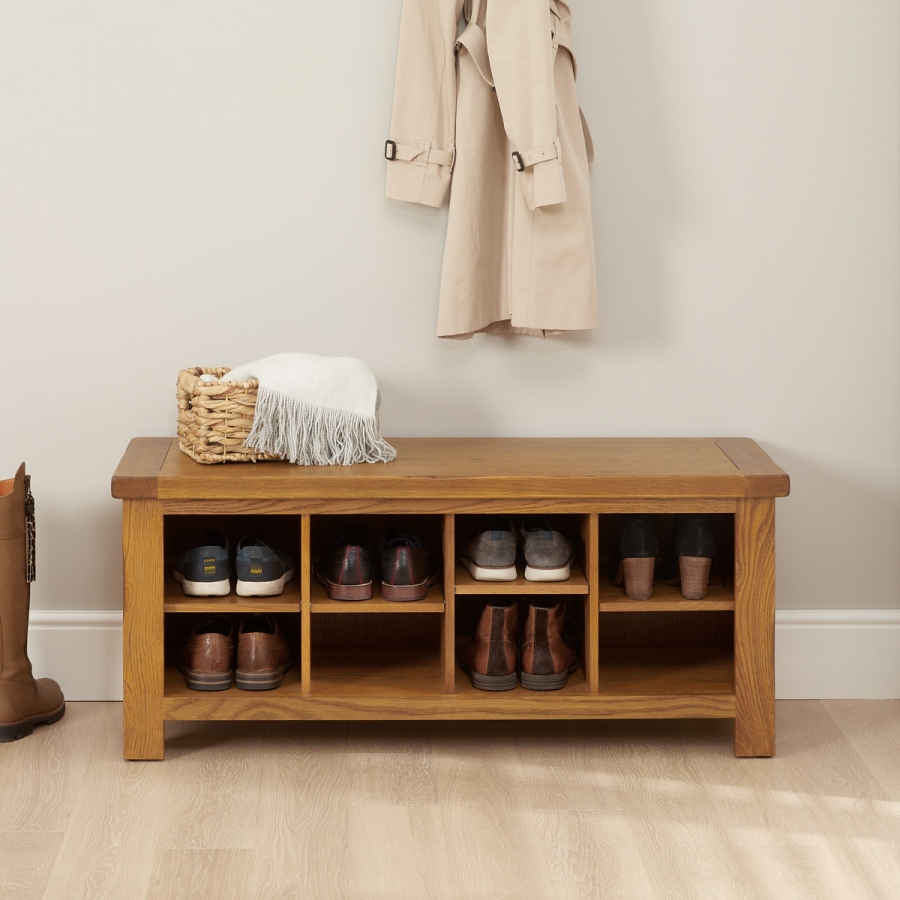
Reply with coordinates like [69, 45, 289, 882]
[24, 608, 900, 702]
[774, 609, 900, 700]
[29, 610, 123, 701]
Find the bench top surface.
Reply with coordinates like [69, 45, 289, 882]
[111, 437, 790, 500]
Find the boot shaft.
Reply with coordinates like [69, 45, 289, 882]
[0, 463, 33, 684]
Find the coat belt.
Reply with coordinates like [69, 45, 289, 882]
[385, 141, 454, 167]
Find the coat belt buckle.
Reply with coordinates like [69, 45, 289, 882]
[385, 140, 398, 161]
[512, 151, 525, 172]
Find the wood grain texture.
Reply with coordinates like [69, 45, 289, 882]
[163, 497, 739, 515]
[162, 649, 734, 721]
[431, 720, 552, 900]
[123, 499, 165, 760]
[454, 562, 590, 594]
[716, 438, 791, 488]
[163, 576, 301, 614]
[0, 700, 105, 831]
[583, 513, 600, 693]
[598, 580, 735, 612]
[734, 498, 776, 757]
[22, 701, 900, 899]
[131, 437, 789, 500]
[41, 704, 176, 900]
[249, 721, 351, 899]
[156, 722, 262, 850]
[110, 437, 171, 499]
[300, 514, 311, 696]
[441, 513, 455, 693]
[144, 850, 251, 900]
[0, 832, 63, 900]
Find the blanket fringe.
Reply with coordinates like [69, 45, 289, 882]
[246, 388, 397, 466]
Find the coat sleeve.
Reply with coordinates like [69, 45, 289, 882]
[487, 0, 566, 209]
[384, 0, 463, 208]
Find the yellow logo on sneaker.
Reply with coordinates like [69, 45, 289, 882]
[203, 558, 215, 563]
[251, 566, 263, 575]
[204, 565, 216, 574]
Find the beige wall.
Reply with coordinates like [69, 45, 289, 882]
[1, 1, 897, 612]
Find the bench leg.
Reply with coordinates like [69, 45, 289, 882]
[123, 500, 165, 760]
[734, 497, 776, 757]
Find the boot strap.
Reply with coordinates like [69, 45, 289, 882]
[25, 475, 35, 583]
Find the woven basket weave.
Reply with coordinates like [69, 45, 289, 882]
[176, 367, 280, 464]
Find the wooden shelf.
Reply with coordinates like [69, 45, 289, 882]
[597, 580, 734, 612]
[454, 562, 590, 594]
[597, 646, 734, 695]
[162, 646, 734, 721]
[309, 579, 444, 613]
[163, 575, 301, 613]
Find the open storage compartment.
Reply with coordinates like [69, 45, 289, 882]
[115, 437, 787, 757]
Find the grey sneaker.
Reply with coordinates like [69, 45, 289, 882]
[235, 534, 295, 597]
[520, 518, 573, 582]
[461, 519, 517, 582]
[173, 531, 231, 597]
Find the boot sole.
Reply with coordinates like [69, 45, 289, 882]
[315, 571, 373, 600]
[0, 700, 66, 743]
[520, 662, 579, 692]
[469, 671, 517, 691]
[381, 574, 439, 602]
[612, 557, 655, 601]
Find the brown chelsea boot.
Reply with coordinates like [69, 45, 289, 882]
[461, 602, 519, 691]
[520, 600, 579, 691]
[0, 464, 65, 742]
[177, 616, 235, 691]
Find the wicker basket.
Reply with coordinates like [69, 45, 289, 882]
[176, 367, 280, 464]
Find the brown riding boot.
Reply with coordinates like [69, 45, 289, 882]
[461, 602, 519, 691]
[520, 600, 579, 691]
[0, 464, 65, 742]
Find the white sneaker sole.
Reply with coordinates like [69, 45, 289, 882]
[461, 557, 518, 582]
[236, 567, 295, 597]
[173, 571, 231, 597]
[524, 559, 573, 582]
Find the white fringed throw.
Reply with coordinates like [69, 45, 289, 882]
[223, 353, 396, 466]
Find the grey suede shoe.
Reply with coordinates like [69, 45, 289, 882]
[520, 518, 573, 582]
[460, 519, 517, 582]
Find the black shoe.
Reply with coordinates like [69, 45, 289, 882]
[609, 514, 658, 601]
[315, 525, 374, 600]
[658, 514, 716, 600]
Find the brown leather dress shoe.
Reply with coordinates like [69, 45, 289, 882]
[236, 613, 292, 691]
[177, 616, 234, 691]
[461, 602, 519, 691]
[520, 600, 579, 691]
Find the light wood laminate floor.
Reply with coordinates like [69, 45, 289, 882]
[1, 701, 898, 899]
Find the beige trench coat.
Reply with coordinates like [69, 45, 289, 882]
[385, 0, 597, 339]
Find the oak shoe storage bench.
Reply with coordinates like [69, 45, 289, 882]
[111, 437, 789, 760]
